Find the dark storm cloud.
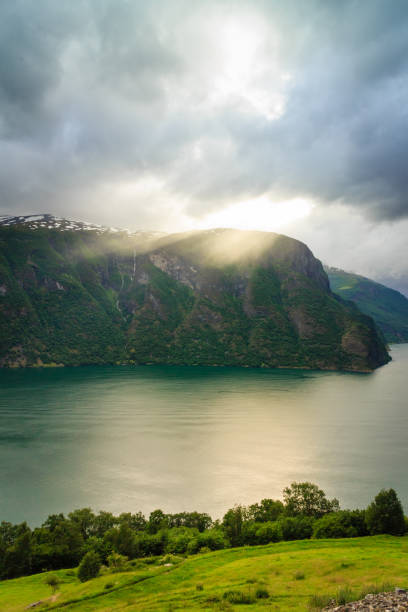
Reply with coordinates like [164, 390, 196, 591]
[0, 0, 408, 223]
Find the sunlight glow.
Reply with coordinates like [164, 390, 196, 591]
[196, 196, 314, 232]
[208, 17, 288, 120]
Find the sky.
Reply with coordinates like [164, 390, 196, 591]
[1, 0, 408, 294]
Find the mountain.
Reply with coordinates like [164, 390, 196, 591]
[0, 216, 389, 371]
[0, 213, 166, 239]
[327, 267, 408, 343]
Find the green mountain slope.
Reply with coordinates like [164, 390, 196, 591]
[0, 222, 390, 371]
[327, 267, 408, 343]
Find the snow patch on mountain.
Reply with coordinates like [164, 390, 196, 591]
[0, 214, 166, 238]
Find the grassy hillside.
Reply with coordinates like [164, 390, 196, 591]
[327, 267, 408, 343]
[0, 536, 407, 611]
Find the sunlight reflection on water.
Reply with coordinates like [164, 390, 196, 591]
[0, 344, 406, 525]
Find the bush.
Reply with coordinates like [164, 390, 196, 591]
[255, 521, 282, 544]
[107, 552, 128, 572]
[77, 551, 101, 582]
[187, 529, 227, 554]
[133, 532, 166, 557]
[223, 589, 255, 604]
[313, 511, 359, 539]
[365, 489, 406, 536]
[277, 516, 314, 541]
[166, 527, 198, 554]
[255, 587, 270, 599]
[44, 574, 60, 593]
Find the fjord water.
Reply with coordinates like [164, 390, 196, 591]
[0, 345, 407, 526]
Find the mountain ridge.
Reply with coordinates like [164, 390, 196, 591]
[0, 213, 166, 238]
[327, 266, 408, 343]
[0, 218, 390, 371]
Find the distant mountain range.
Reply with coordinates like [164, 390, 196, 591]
[0, 213, 166, 239]
[326, 267, 408, 343]
[0, 215, 390, 371]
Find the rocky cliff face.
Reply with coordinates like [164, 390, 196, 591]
[0, 222, 390, 371]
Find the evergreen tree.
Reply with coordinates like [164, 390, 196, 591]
[365, 488, 405, 535]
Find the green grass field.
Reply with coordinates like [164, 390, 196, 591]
[1, 536, 407, 611]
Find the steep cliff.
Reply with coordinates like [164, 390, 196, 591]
[0, 219, 390, 371]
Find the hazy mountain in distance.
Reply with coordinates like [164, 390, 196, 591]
[326, 267, 408, 343]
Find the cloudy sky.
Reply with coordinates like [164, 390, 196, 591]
[1, 0, 408, 293]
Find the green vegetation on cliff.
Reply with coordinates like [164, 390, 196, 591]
[0, 224, 389, 371]
[327, 267, 408, 343]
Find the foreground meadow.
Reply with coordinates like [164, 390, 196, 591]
[0, 535, 407, 611]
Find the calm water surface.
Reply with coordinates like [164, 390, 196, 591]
[0, 345, 407, 525]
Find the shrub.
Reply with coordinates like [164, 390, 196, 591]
[277, 516, 314, 541]
[365, 489, 406, 535]
[205, 595, 221, 603]
[308, 593, 332, 610]
[313, 511, 359, 539]
[294, 571, 305, 580]
[255, 587, 270, 599]
[107, 552, 128, 572]
[255, 521, 282, 544]
[77, 551, 101, 582]
[187, 529, 227, 554]
[223, 589, 255, 604]
[165, 527, 198, 554]
[44, 574, 60, 593]
[133, 532, 166, 557]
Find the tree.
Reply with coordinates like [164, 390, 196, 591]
[93, 511, 117, 538]
[118, 512, 146, 532]
[147, 510, 169, 534]
[77, 551, 101, 582]
[283, 482, 339, 518]
[104, 524, 136, 558]
[365, 489, 406, 536]
[2, 529, 32, 579]
[68, 508, 96, 539]
[248, 499, 284, 523]
[167, 512, 212, 532]
[222, 505, 248, 547]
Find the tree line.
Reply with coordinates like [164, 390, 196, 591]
[1, 482, 406, 581]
